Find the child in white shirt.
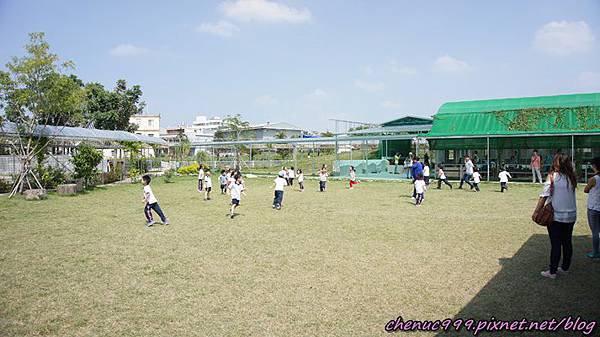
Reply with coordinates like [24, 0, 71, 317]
[204, 170, 213, 200]
[319, 165, 328, 192]
[142, 175, 169, 227]
[472, 167, 482, 192]
[197, 165, 205, 192]
[436, 164, 453, 189]
[273, 172, 288, 209]
[349, 165, 359, 189]
[229, 174, 245, 219]
[414, 174, 427, 206]
[288, 166, 295, 187]
[498, 167, 512, 193]
[297, 169, 304, 192]
[423, 162, 431, 186]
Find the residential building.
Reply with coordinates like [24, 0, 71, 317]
[130, 114, 160, 138]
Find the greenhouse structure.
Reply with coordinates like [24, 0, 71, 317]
[426, 92, 600, 182]
[192, 92, 600, 182]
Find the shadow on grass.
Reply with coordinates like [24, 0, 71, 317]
[431, 235, 600, 337]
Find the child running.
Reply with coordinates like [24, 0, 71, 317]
[288, 166, 295, 187]
[297, 169, 305, 192]
[197, 164, 205, 192]
[414, 174, 427, 207]
[498, 166, 512, 192]
[204, 170, 213, 200]
[228, 173, 245, 219]
[349, 165, 359, 189]
[436, 164, 453, 189]
[319, 164, 328, 192]
[219, 170, 227, 194]
[142, 174, 169, 227]
[472, 167, 481, 192]
[273, 172, 287, 210]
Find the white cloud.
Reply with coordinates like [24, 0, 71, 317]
[109, 44, 149, 56]
[306, 88, 327, 98]
[354, 80, 385, 92]
[381, 100, 402, 109]
[254, 94, 276, 105]
[221, 0, 311, 24]
[196, 20, 240, 37]
[534, 21, 595, 56]
[388, 61, 417, 75]
[432, 55, 470, 73]
[577, 71, 600, 88]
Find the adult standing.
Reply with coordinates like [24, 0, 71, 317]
[459, 155, 474, 189]
[531, 150, 543, 183]
[584, 157, 600, 259]
[394, 153, 400, 174]
[539, 153, 577, 279]
[404, 152, 413, 179]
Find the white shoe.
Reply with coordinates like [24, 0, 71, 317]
[557, 267, 569, 275]
[540, 270, 556, 279]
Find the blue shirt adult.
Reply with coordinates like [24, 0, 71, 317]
[411, 161, 424, 178]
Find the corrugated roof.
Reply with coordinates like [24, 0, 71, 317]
[346, 124, 431, 135]
[0, 121, 167, 145]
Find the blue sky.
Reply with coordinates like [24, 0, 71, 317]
[1, 0, 599, 131]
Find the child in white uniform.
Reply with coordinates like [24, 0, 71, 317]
[204, 170, 213, 200]
[142, 175, 169, 227]
[229, 174, 245, 219]
[498, 167, 512, 192]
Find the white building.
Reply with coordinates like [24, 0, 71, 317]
[130, 114, 161, 138]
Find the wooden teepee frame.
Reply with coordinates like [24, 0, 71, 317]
[0, 119, 61, 198]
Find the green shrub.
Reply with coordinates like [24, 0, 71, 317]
[71, 143, 103, 188]
[177, 163, 199, 175]
[128, 168, 141, 183]
[163, 169, 175, 183]
[0, 177, 12, 193]
[35, 165, 67, 189]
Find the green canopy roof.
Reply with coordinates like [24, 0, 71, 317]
[428, 92, 600, 137]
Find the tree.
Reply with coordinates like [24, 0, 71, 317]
[275, 131, 286, 139]
[83, 80, 144, 131]
[218, 114, 250, 169]
[71, 143, 102, 188]
[0, 32, 85, 197]
[321, 130, 334, 137]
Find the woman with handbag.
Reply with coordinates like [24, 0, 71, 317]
[538, 153, 578, 279]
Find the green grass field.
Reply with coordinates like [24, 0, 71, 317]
[1, 176, 599, 337]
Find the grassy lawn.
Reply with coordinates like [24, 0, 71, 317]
[1, 176, 599, 337]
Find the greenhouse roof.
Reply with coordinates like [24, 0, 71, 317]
[428, 92, 600, 137]
[0, 121, 167, 145]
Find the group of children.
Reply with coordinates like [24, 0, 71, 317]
[141, 157, 515, 225]
[410, 157, 514, 207]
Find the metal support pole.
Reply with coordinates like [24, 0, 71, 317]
[486, 136, 490, 182]
[363, 140, 367, 174]
[571, 135, 575, 167]
[334, 134, 339, 173]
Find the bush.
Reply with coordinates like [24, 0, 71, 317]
[177, 163, 199, 175]
[102, 165, 123, 184]
[71, 143, 103, 188]
[0, 177, 12, 193]
[128, 168, 141, 183]
[35, 165, 67, 189]
[163, 169, 175, 183]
